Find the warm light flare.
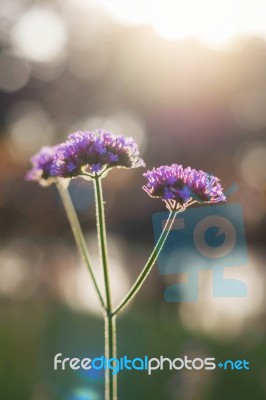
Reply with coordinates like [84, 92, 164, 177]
[93, 0, 266, 48]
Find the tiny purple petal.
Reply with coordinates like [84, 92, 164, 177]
[91, 163, 102, 173]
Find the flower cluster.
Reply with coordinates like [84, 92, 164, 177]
[26, 130, 145, 184]
[26, 131, 226, 213]
[143, 164, 226, 211]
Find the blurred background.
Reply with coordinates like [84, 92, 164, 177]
[0, 0, 266, 399]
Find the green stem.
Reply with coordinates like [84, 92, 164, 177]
[112, 210, 177, 316]
[93, 176, 117, 400]
[94, 176, 112, 313]
[57, 182, 105, 311]
[104, 313, 117, 400]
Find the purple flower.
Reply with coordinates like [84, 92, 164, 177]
[25, 146, 58, 186]
[143, 164, 226, 211]
[25, 130, 145, 184]
[52, 130, 145, 178]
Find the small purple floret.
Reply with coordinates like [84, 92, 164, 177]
[143, 164, 226, 211]
[25, 146, 58, 185]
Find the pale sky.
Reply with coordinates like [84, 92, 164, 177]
[93, 0, 266, 46]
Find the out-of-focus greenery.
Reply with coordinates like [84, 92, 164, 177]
[1, 302, 266, 400]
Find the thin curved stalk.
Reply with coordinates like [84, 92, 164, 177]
[112, 210, 177, 316]
[57, 182, 105, 311]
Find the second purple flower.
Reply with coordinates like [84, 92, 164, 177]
[143, 164, 226, 211]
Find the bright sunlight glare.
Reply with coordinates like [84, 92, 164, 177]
[92, 0, 266, 47]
